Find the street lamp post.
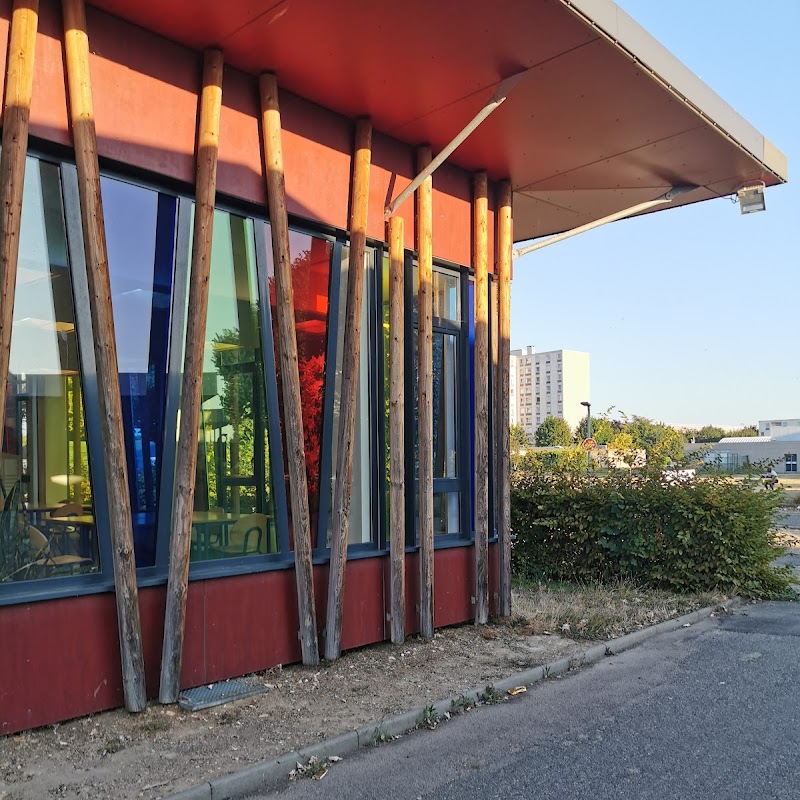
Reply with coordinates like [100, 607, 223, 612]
[581, 400, 591, 470]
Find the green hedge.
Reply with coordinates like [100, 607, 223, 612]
[511, 470, 795, 598]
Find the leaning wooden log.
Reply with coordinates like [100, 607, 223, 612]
[325, 118, 372, 661]
[473, 171, 489, 624]
[496, 180, 513, 618]
[259, 72, 320, 666]
[62, 0, 146, 711]
[388, 214, 406, 645]
[159, 47, 224, 704]
[0, 0, 39, 450]
[416, 145, 434, 639]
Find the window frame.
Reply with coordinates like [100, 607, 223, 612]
[407, 258, 473, 546]
[1, 150, 488, 607]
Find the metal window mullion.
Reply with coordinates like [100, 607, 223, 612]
[458, 270, 471, 539]
[60, 162, 114, 582]
[254, 221, 291, 557]
[371, 247, 388, 551]
[404, 252, 416, 547]
[154, 195, 192, 569]
[315, 240, 344, 553]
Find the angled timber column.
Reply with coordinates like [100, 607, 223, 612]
[388, 214, 405, 645]
[259, 73, 320, 667]
[159, 48, 224, 704]
[62, 0, 146, 711]
[325, 118, 372, 661]
[473, 172, 489, 624]
[416, 145, 434, 639]
[496, 180, 513, 617]
[0, 0, 39, 450]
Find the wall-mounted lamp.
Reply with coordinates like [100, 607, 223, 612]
[737, 182, 766, 215]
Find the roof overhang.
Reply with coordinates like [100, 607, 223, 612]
[87, 0, 788, 242]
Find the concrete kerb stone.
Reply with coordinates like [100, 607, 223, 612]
[165, 782, 211, 800]
[165, 598, 743, 800]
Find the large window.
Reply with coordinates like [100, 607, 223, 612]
[2, 152, 484, 603]
[326, 246, 374, 546]
[104, 177, 177, 568]
[410, 265, 469, 538]
[187, 212, 278, 562]
[1, 158, 99, 584]
[786, 454, 797, 473]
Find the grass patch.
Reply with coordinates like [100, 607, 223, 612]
[508, 578, 729, 641]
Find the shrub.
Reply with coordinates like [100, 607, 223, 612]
[511, 470, 795, 599]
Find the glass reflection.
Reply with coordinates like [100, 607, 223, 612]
[104, 177, 176, 567]
[188, 212, 277, 561]
[1, 158, 98, 582]
[328, 247, 372, 546]
[264, 228, 333, 545]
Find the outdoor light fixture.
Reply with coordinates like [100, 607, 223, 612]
[736, 181, 766, 215]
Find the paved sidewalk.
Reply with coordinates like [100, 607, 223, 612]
[257, 601, 800, 800]
[168, 602, 737, 799]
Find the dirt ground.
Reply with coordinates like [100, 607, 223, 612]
[2, 527, 797, 800]
[1, 611, 585, 800]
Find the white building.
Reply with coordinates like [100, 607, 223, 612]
[509, 346, 590, 441]
[706, 436, 799, 473]
[758, 419, 800, 440]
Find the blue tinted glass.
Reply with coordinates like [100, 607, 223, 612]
[104, 178, 176, 568]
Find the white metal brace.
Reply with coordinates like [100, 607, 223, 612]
[512, 185, 696, 258]
[384, 72, 525, 220]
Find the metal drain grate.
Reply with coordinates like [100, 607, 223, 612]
[178, 677, 269, 712]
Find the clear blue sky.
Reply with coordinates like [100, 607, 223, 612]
[510, 0, 798, 429]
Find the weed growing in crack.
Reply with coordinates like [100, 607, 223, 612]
[421, 705, 440, 730]
[479, 685, 504, 705]
[289, 754, 342, 781]
[372, 725, 397, 746]
[450, 694, 477, 714]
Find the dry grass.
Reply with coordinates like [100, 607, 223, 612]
[508, 579, 729, 641]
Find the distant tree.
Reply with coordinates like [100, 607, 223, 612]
[535, 416, 573, 447]
[727, 425, 758, 438]
[648, 427, 687, 469]
[624, 416, 686, 466]
[690, 425, 726, 443]
[573, 415, 615, 445]
[510, 425, 530, 468]
[510, 424, 530, 451]
[605, 430, 638, 471]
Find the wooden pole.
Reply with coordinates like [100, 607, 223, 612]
[0, 0, 39, 452]
[496, 180, 513, 618]
[159, 48, 223, 704]
[473, 172, 489, 624]
[325, 118, 372, 661]
[259, 73, 319, 666]
[388, 214, 405, 645]
[62, 0, 146, 711]
[416, 145, 434, 639]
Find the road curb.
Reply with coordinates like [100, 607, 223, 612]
[164, 597, 743, 799]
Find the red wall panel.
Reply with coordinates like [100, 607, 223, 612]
[0, 594, 123, 734]
[0, 543, 490, 735]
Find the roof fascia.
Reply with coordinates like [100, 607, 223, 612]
[560, 0, 788, 182]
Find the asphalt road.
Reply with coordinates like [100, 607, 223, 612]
[256, 602, 800, 800]
[780, 511, 800, 529]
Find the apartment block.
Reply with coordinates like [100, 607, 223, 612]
[510, 346, 590, 440]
